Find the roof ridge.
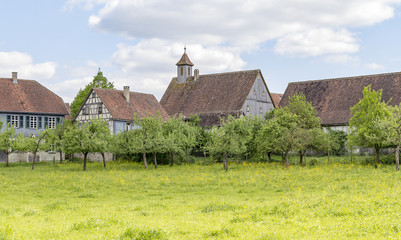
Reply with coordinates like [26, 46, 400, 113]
[198, 69, 260, 77]
[289, 71, 401, 85]
[94, 87, 154, 96]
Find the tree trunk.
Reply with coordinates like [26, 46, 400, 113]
[268, 152, 271, 162]
[5, 153, 10, 167]
[153, 152, 157, 169]
[170, 152, 174, 166]
[59, 151, 63, 164]
[101, 152, 106, 168]
[83, 152, 88, 171]
[143, 152, 148, 169]
[328, 150, 330, 164]
[186, 148, 189, 162]
[375, 146, 380, 165]
[53, 156, 55, 166]
[396, 136, 400, 171]
[299, 151, 304, 165]
[32, 152, 37, 170]
[285, 151, 289, 168]
[223, 152, 228, 172]
[350, 149, 353, 164]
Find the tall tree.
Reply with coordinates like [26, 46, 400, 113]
[132, 114, 165, 169]
[48, 120, 71, 164]
[348, 85, 391, 164]
[89, 119, 112, 168]
[377, 104, 401, 171]
[70, 69, 115, 118]
[285, 93, 321, 164]
[256, 108, 300, 167]
[26, 129, 51, 170]
[207, 116, 251, 171]
[0, 123, 25, 167]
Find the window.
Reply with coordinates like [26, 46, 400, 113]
[263, 91, 266, 97]
[259, 108, 263, 114]
[30, 116, 37, 129]
[19, 116, 24, 128]
[254, 90, 256, 95]
[98, 105, 103, 114]
[188, 67, 190, 75]
[11, 115, 19, 128]
[48, 117, 56, 129]
[246, 106, 250, 112]
[25, 116, 30, 129]
[180, 67, 183, 76]
[83, 107, 88, 115]
[92, 92, 96, 98]
[44, 117, 48, 128]
[38, 117, 42, 129]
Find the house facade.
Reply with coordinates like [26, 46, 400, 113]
[0, 72, 70, 162]
[279, 71, 401, 132]
[160, 50, 276, 127]
[74, 86, 169, 135]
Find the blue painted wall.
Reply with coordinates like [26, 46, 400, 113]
[0, 113, 64, 136]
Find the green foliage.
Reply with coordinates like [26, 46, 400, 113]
[0, 123, 26, 166]
[70, 69, 114, 118]
[348, 85, 391, 163]
[1, 161, 401, 239]
[207, 116, 252, 170]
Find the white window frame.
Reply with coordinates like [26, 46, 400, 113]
[48, 117, 56, 129]
[11, 115, 19, 128]
[30, 116, 37, 129]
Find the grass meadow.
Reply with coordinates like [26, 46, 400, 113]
[1, 156, 401, 239]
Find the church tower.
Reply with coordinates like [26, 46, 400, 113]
[176, 47, 194, 83]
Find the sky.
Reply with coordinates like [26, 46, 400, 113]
[1, 0, 401, 103]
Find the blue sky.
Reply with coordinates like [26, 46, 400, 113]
[1, 0, 401, 103]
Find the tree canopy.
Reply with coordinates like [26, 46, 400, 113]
[70, 69, 114, 118]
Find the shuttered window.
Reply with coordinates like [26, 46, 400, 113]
[19, 116, 24, 128]
[25, 116, 30, 128]
[38, 117, 42, 129]
[44, 117, 48, 128]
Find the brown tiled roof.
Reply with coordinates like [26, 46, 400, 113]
[160, 70, 261, 121]
[93, 88, 169, 121]
[0, 78, 69, 115]
[270, 93, 283, 108]
[176, 53, 194, 66]
[279, 72, 401, 126]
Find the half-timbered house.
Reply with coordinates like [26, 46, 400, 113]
[74, 86, 169, 134]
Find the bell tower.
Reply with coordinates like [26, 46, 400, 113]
[176, 47, 194, 83]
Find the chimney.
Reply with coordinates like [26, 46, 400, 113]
[194, 69, 199, 82]
[123, 86, 130, 102]
[12, 72, 18, 83]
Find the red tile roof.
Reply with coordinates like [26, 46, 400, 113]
[270, 93, 283, 108]
[161, 70, 261, 119]
[279, 72, 401, 126]
[0, 78, 69, 115]
[93, 88, 169, 121]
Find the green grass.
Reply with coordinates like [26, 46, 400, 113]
[1, 158, 401, 239]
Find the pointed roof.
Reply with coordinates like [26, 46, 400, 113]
[92, 88, 169, 121]
[0, 78, 69, 115]
[160, 70, 266, 126]
[176, 52, 194, 66]
[279, 71, 401, 126]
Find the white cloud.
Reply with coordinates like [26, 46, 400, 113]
[366, 63, 385, 70]
[275, 28, 359, 57]
[0, 51, 56, 80]
[83, 0, 400, 56]
[111, 39, 246, 99]
[324, 54, 360, 64]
